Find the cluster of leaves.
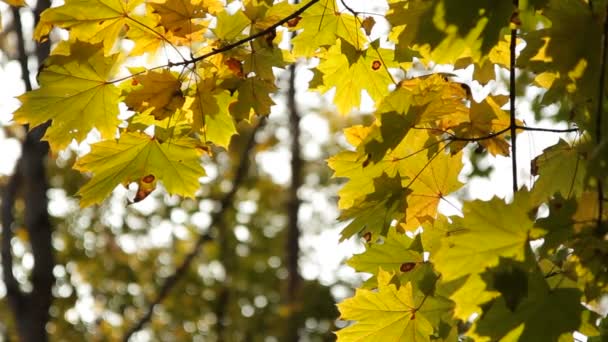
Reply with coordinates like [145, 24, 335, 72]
[9, 0, 608, 340]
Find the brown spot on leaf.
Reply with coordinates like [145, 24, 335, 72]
[371, 60, 382, 70]
[287, 16, 301, 27]
[142, 174, 155, 183]
[225, 58, 244, 78]
[400, 262, 416, 273]
[265, 28, 277, 47]
[363, 232, 372, 242]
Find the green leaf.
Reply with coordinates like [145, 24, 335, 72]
[316, 40, 395, 115]
[387, 0, 512, 63]
[290, 0, 366, 57]
[14, 41, 121, 151]
[230, 77, 276, 120]
[347, 229, 423, 274]
[186, 76, 238, 148]
[432, 193, 542, 281]
[213, 9, 251, 41]
[531, 139, 587, 203]
[471, 269, 583, 341]
[338, 174, 408, 240]
[74, 132, 206, 207]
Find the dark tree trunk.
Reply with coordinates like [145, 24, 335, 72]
[1, 3, 53, 342]
[284, 62, 303, 342]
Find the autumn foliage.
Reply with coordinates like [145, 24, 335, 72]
[9, 0, 608, 340]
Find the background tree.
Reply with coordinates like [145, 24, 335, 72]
[2, 0, 608, 341]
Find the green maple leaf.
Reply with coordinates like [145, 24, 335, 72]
[446, 274, 499, 321]
[432, 193, 543, 281]
[531, 139, 587, 203]
[327, 147, 389, 212]
[519, 0, 603, 126]
[316, 39, 395, 115]
[74, 132, 206, 207]
[471, 266, 583, 341]
[213, 9, 251, 41]
[338, 174, 408, 240]
[290, 0, 366, 57]
[35, 0, 145, 54]
[230, 77, 276, 120]
[13, 41, 121, 151]
[243, 38, 293, 82]
[347, 227, 423, 273]
[336, 270, 435, 342]
[186, 76, 238, 148]
[388, 0, 512, 63]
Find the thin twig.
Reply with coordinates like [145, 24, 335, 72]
[122, 120, 264, 341]
[514, 125, 579, 133]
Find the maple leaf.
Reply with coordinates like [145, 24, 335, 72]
[74, 132, 206, 207]
[336, 270, 435, 341]
[446, 274, 499, 321]
[471, 267, 583, 341]
[35, 0, 146, 54]
[186, 75, 238, 148]
[243, 37, 293, 81]
[123, 69, 185, 120]
[432, 193, 544, 281]
[13, 41, 121, 151]
[229, 77, 276, 120]
[290, 0, 366, 57]
[531, 139, 587, 203]
[451, 95, 515, 156]
[348, 230, 422, 273]
[398, 148, 463, 231]
[518, 0, 603, 131]
[338, 174, 408, 240]
[149, 0, 220, 44]
[316, 39, 395, 115]
[387, 0, 513, 63]
[213, 9, 251, 41]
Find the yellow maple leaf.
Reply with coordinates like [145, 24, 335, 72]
[35, 0, 145, 55]
[123, 69, 185, 120]
[337, 269, 434, 341]
[149, 0, 221, 44]
[13, 41, 122, 151]
[74, 132, 206, 207]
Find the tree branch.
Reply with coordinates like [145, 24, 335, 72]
[514, 125, 579, 133]
[596, 3, 608, 234]
[110, 0, 320, 84]
[509, 1, 520, 194]
[122, 120, 264, 341]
